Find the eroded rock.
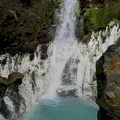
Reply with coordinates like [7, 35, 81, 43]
[8, 72, 24, 84]
[0, 72, 25, 120]
[96, 39, 120, 120]
[0, 72, 24, 86]
[56, 85, 78, 97]
[0, 76, 9, 85]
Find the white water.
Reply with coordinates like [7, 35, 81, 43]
[44, 0, 79, 98]
[44, 0, 120, 99]
[0, 0, 120, 103]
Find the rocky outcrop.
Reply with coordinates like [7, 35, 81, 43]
[8, 72, 24, 84]
[0, 72, 25, 120]
[96, 39, 120, 120]
[0, 72, 24, 85]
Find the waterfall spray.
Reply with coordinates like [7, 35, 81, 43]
[43, 0, 79, 98]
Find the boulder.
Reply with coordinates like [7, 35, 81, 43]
[96, 39, 120, 120]
[56, 85, 78, 97]
[0, 72, 24, 85]
[8, 72, 24, 84]
[0, 76, 9, 85]
[1, 84, 26, 120]
[0, 72, 25, 120]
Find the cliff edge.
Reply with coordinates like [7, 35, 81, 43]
[96, 38, 120, 120]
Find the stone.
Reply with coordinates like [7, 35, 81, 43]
[56, 85, 78, 97]
[0, 83, 26, 120]
[106, 92, 115, 99]
[0, 76, 9, 85]
[0, 72, 24, 85]
[96, 39, 120, 120]
[0, 72, 25, 120]
[8, 72, 24, 84]
[40, 44, 48, 60]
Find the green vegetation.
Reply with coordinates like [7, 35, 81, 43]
[31, 71, 35, 82]
[75, 4, 81, 17]
[14, 53, 20, 64]
[84, 1, 120, 31]
[0, 0, 57, 54]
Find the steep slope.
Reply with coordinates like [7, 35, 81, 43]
[96, 38, 120, 120]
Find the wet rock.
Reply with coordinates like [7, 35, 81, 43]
[76, 16, 85, 40]
[1, 84, 26, 120]
[61, 58, 78, 85]
[0, 57, 7, 65]
[56, 85, 78, 97]
[40, 44, 48, 60]
[0, 72, 24, 86]
[0, 72, 26, 120]
[96, 39, 120, 120]
[8, 72, 24, 84]
[0, 76, 9, 85]
[0, 84, 7, 97]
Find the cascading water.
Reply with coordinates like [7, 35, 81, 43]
[44, 0, 79, 98]
[0, 0, 120, 119]
[43, 0, 120, 99]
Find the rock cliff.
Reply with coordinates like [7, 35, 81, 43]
[96, 38, 120, 120]
[0, 72, 26, 120]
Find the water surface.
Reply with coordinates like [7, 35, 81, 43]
[17, 97, 98, 120]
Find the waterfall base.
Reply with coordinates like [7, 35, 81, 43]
[17, 97, 98, 120]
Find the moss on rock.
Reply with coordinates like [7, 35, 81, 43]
[84, 0, 120, 31]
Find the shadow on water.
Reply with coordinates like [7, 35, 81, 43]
[17, 97, 98, 120]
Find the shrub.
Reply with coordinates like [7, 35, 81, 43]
[0, 0, 57, 54]
[84, 1, 120, 31]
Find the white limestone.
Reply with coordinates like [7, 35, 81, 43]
[3, 96, 15, 112]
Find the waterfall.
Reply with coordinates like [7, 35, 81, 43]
[0, 0, 120, 119]
[0, 0, 119, 102]
[43, 0, 79, 98]
[43, 0, 120, 99]
[0, 2, 120, 120]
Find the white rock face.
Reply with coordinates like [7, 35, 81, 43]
[55, 22, 120, 100]
[3, 96, 16, 119]
[76, 22, 120, 100]
[3, 96, 15, 112]
[0, 45, 51, 107]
